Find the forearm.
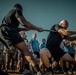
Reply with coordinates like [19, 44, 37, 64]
[17, 16, 42, 32]
[66, 36, 76, 41]
[23, 21, 39, 30]
[58, 29, 76, 36]
[68, 30, 76, 36]
[19, 17, 39, 30]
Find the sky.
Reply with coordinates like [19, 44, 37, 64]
[0, 0, 76, 44]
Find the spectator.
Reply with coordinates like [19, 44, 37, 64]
[40, 38, 46, 49]
[30, 33, 40, 58]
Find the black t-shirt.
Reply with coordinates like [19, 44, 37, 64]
[1, 9, 23, 29]
[46, 24, 68, 49]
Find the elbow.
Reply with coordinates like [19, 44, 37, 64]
[64, 32, 70, 36]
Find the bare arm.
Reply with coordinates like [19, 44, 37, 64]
[58, 29, 70, 36]
[58, 29, 76, 36]
[16, 16, 43, 32]
[67, 30, 76, 36]
[66, 36, 76, 41]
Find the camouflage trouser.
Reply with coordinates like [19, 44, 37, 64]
[0, 59, 1, 66]
[0, 52, 10, 70]
[5, 53, 10, 70]
[0, 52, 5, 69]
[5, 50, 17, 71]
[0, 53, 2, 65]
[5, 52, 13, 70]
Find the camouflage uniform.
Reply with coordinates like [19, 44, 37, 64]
[0, 42, 4, 69]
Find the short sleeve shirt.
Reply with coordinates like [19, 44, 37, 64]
[1, 9, 23, 29]
[46, 24, 68, 48]
[30, 38, 39, 52]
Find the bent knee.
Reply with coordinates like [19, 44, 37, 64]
[40, 48, 48, 55]
[40, 48, 51, 58]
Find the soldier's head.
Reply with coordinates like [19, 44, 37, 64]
[13, 3, 23, 11]
[59, 20, 69, 29]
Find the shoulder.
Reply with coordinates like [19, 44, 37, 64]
[51, 24, 59, 27]
[51, 24, 60, 29]
[30, 39, 33, 42]
[7, 9, 16, 15]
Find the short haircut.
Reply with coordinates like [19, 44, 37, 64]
[13, 3, 23, 10]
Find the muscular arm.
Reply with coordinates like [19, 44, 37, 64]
[16, 16, 43, 32]
[58, 29, 70, 36]
[58, 29, 76, 36]
[66, 36, 76, 41]
[68, 30, 76, 36]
